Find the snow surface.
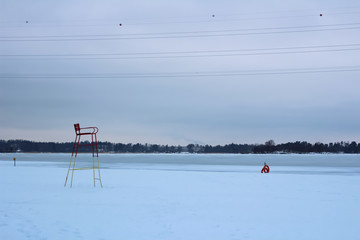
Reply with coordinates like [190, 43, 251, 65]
[1, 153, 360, 240]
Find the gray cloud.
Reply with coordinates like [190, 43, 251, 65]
[1, 0, 360, 144]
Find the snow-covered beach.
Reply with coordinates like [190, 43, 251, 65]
[1, 153, 360, 240]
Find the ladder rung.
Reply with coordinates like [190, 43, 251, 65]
[72, 167, 100, 170]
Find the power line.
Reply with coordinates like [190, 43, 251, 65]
[1, 48, 359, 60]
[1, 23, 359, 42]
[1, 43, 359, 60]
[1, 66, 359, 79]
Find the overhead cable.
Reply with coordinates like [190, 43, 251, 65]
[1, 66, 360, 79]
[1, 23, 360, 42]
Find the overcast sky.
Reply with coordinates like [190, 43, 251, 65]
[1, 0, 360, 145]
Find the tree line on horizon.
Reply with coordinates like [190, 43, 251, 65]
[1, 139, 360, 154]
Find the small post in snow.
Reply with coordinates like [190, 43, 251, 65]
[13, 157, 16, 167]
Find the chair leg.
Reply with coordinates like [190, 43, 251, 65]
[91, 133, 96, 187]
[64, 156, 73, 187]
[94, 133, 102, 188]
[97, 156, 103, 188]
[93, 156, 96, 187]
[70, 157, 76, 188]
[70, 135, 80, 188]
[65, 135, 78, 187]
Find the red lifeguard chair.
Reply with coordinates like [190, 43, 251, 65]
[64, 123, 103, 187]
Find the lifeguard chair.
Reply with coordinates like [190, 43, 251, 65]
[64, 123, 103, 188]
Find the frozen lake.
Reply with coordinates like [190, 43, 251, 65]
[1, 152, 360, 174]
[1, 153, 360, 240]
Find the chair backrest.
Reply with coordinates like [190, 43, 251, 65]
[74, 123, 80, 134]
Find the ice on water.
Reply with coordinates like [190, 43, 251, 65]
[1, 153, 360, 240]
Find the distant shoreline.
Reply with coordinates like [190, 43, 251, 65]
[1, 139, 360, 154]
[1, 151, 360, 155]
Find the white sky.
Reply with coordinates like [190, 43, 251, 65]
[1, 0, 360, 145]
